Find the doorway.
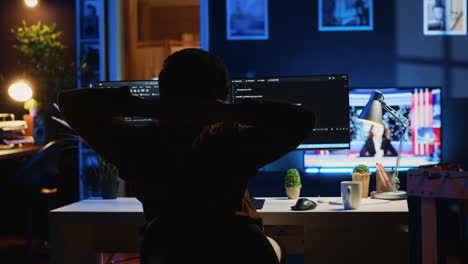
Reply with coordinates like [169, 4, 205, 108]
[123, 0, 201, 80]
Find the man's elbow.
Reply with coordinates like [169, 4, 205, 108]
[299, 110, 317, 133]
[58, 90, 73, 109]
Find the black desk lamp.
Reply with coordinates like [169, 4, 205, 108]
[358, 90, 408, 200]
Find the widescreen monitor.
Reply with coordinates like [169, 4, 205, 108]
[94, 80, 159, 100]
[304, 87, 442, 172]
[94, 80, 159, 124]
[229, 75, 350, 150]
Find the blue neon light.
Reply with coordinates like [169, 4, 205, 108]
[320, 168, 353, 173]
[305, 168, 320, 174]
[305, 167, 412, 174]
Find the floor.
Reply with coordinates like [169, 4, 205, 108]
[0, 238, 304, 264]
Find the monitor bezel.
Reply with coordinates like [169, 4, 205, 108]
[94, 79, 158, 88]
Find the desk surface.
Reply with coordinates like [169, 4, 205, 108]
[0, 145, 41, 160]
[49, 197, 409, 264]
[51, 197, 408, 214]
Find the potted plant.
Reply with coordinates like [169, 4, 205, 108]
[285, 168, 302, 199]
[11, 20, 75, 143]
[352, 164, 371, 198]
[97, 158, 120, 199]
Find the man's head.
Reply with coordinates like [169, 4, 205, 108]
[158, 49, 229, 101]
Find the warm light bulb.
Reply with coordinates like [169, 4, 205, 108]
[25, 0, 38, 8]
[8, 81, 33, 102]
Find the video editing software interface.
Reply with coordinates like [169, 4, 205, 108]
[94, 80, 160, 123]
[230, 75, 350, 149]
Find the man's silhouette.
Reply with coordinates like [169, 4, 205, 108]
[58, 48, 316, 264]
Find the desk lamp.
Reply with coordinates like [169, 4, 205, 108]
[8, 80, 38, 116]
[8, 81, 33, 102]
[358, 90, 408, 200]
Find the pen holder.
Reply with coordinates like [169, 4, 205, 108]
[376, 170, 395, 192]
[351, 172, 370, 198]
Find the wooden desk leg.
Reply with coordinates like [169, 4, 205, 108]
[421, 198, 437, 264]
[49, 215, 65, 264]
[49, 216, 101, 264]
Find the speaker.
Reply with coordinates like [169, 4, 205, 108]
[33, 115, 46, 146]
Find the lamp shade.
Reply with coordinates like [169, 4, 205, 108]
[357, 90, 384, 126]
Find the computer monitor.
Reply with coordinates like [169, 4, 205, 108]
[94, 80, 159, 125]
[229, 75, 350, 150]
[304, 87, 442, 172]
[94, 80, 159, 100]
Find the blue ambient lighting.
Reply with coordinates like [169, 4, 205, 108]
[305, 167, 412, 174]
[305, 168, 320, 173]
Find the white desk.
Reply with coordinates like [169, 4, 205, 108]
[50, 197, 408, 264]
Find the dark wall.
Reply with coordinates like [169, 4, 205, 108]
[209, 0, 468, 169]
[0, 0, 76, 118]
[209, 0, 468, 98]
[209, 0, 396, 86]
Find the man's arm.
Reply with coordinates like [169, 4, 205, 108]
[194, 99, 317, 169]
[59, 87, 316, 170]
[235, 99, 316, 167]
[58, 87, 154, 166]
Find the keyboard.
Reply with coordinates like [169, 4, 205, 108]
[250, 198, 265, 210]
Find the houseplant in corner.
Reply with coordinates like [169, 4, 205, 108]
[285, 168, 302, 199]
[352, 164, 370, 198]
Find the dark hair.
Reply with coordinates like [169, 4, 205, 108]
[158, 49, 229, 100]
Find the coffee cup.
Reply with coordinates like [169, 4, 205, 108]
[341, 181, 362, 210]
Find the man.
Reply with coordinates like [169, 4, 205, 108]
[58, 48, 316, 263]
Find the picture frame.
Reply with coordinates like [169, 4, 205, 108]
[424, 0, 467, 36]
[226, 0, 269, 40]
[318, 0, 374, 31]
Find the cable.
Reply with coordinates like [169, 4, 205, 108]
[111, 256, 141, 263]
[105, 252, 116, 264]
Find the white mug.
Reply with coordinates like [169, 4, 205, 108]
[341, 181, 362, 210]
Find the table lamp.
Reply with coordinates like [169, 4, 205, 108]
[358, 90, 408, 200]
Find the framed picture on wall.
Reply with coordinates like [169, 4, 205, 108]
[424, 0, 467, 35]
[80, 0, 100, 39]
[226, 0, 269, 40]
[318, 0, 374, 31]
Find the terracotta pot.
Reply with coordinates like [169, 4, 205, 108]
[286, 187, 301, 199]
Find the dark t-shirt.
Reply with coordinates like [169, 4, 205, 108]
[116, 120, 263, 225]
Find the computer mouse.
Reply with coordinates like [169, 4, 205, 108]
[291, 198, 317, 211]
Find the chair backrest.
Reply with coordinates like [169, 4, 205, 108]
[13, 139, 76, 188]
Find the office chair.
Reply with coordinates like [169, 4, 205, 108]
[3, 139, 76, 255]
